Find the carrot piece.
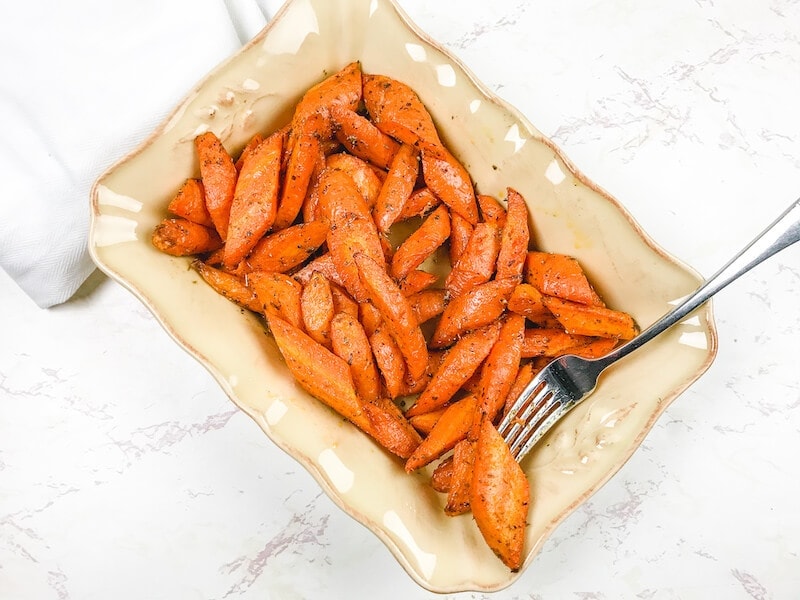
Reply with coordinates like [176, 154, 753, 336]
[247, 271, 303, 328]
[300, 271, 335, 347]
[525, 251, 604, 307]
[399, 348, 445, 397]
[445, 439, 476, 516]
[471, 418, 530, 571]
[448, 211, 474, 267]
[362, 73, 442, 152]
[407, 288, 447, 324]
[234, 132, 264, 171]
[408, 407, 446, 435]
[353, 253, 429, 381]
[329, 283, 360, 320]
[396, 187, 441, 222]
[292, 253, 346, 288]
[192, 260, 261, 313]
[421, 147, 479, 225]
[301, 146, 328, 224]
[397, 269, 439, 297]
[406, 323, 501, 417]
[430, 278, 517, 349]
[362, 396, 422, 459]
[329, 103, 400, 170]
[507, 283, 551, 321]
[266, 313, 371, 433]
[474, 314, 525, 425]
[495, 188, 530, 282]
[369, 325, 407, 399]
[570, 336, 619, 358]
[290, 61, 362, 139]
[477, 194, 506, 228]
[168, 178, 213, 227]
[194, 131, 237, 240]
[223, 131, 284, 268]
[359, 300, 384, 337]
[330, 312, 382, 403]
[374, 143, 419, 233]
[327, 211, 387, 303]
[444, 222, 501, 297]
[275, 112, 328, 230]
[501, 361, 538, 419]
[318, 166, 377, 224]
[521, 328, 595, 358]
[243, 221, 329, 274]
[151, 217, 223, 256]
[390, 204, 451, 280]
[541, 295, 638, 340]
[431, 455, 454, 493]
[326, 152, 384, 209]
[405, 394, 478, 472]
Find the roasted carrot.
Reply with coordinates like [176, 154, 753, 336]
[397, 269, 439, 296]
[329, 283, 360, 319]
[405, 394, 477, 472]
[390, 204, 450, 280]
[431, 455, 454, 493]
[325, 152, 384, 209]
[243, 221, 329, 274]
[525, 251, 604, 307]
[359, 300, 384, 337]
[369, 325, 407, 399]
[327, 209, 387, 303]
[471, 418, 530, 571]
[406, 322, 501, 417]
[234, 132, 264, 172]
[408, 407, 446, 435]
[420, 147, 479, 225]
[151, 217, 223, 256]
[521, 327, 595, 358]
[408, 288, 447, 324]
[374, 143, 419, 233]
[362, 396, 422, 459]
[541, 295, 637, 340]
[445, 439, 476, 516]
[194, 131, 237, 240]
[292, 253, 346, 289]
[396, 187, 441, 222]
[501, 361, 537, 419]
[474, 314, 525, 425]
[247, 271, 303, 328]
[430, 278, 517, 349]
[300, 271, 335, 347]
[168, 178, 213, 227]
[192, 260, 261, 313]
[223, 130, 284, 268]
[477, 194, 506, 228]
[448, 211, 474, 267]
[329, 103, 400, 170]
[444, 222, 501, 297]
[330, 311, 382, 403]
[290, 61, 362, 141]
[507, 283, 551, 321]
[495, 188, 530, 281]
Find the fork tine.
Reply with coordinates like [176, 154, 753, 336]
[508, 396, 569, 461]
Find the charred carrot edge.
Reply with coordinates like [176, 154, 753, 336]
[431, 455, 454, 493]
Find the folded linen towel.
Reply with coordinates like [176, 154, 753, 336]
[0, 0, 284, 307]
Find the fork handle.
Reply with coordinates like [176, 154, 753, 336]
[595, 197, 800, 369]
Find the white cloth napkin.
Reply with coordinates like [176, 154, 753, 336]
[0, 0, 285, 307]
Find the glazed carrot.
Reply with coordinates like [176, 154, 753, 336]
[448, 211, 474, 267]
[408, 406, 446, 435]
[521, 328, 595, 358]
[406, 322, 501, 417]
[541, 295, 638, 340]
[430, 278, 517, 349]
[374, 143, 419, 233]
[474, 314, 525, 425]
[477, 194, 506, 228]
[234, 132, 264, 171]
[362, 396, 422, 459]
[300, 271, 335, 347]
[445, 439, 476, 516]
[390, 204, 450, 280]
[301, 146, 328, 224]
[195, 131, 237, 239]
[267, 313, 371, 433]
[151, 217, 223, 256]
[290, 61, 362, 140]
[275, 112, 328, 230]
[192, 260, 261, 313]
[399, 348, 445, 397]
[292, 253, 346, 289]
[395, 187, 441, 222]
[405, 394, 478, 472]
[501, 361, 537, 419]
[494, 188, 530, 281]
[421, 147, 479, 225]
[507, 283, 551, 321]
[362, 73, 442, 152]
[444, 222, 501, 297]
[359, 300, 384, 337]
[243, 221, 329, 274]
[330, 311, 382, 403]
[471, 418, 530, 571]
[224, 130, 284, 268]
[570, 336, 619, 358]
[168, 178, 213, 227]
[329, 103, 400, 170]
[525, 251, 604, 307]
[431, 455, 454, 493]
[329, 283, 360, 320]
[369, 325, 407, 399]
[317, 167, 375, 226]
[397, 269, 439, 297]
[326, 152, 384, 209]
[327, 211, 387, 303]
[247, 271, 303, 328]
[354, 252, 429, 381]
[408, 288, 447, 324]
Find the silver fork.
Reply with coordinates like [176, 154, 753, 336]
[498, 197, 800, 462]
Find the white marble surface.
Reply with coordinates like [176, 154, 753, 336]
[2, 0, 800, 598]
